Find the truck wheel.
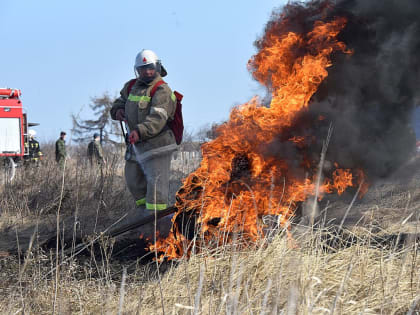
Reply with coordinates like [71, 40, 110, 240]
[3, 157, 17, 182]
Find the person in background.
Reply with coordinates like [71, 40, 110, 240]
[87, 133, 105, 166]
[25, 129, 43, 164]
[55, 131, 67, 166]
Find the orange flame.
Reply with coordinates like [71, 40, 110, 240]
[333, 169, 353, 195]
[151, 16, 365, 259]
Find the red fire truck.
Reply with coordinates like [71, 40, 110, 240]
[0, 88, 35, 181]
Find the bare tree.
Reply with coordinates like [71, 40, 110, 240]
[72, 93, 122, 146]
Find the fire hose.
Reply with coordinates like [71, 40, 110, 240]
[63, 206, 177, 256]
[107, 206, 176, 239]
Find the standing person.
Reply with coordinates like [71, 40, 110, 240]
[87, 133, 105, 166]
[25, 129, 43, 164]
[110, 49, 177, 218]
[55, 131, 67, 166]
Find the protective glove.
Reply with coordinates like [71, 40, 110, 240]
[115, 109, 125, 121]
[129, 129, 140, 144]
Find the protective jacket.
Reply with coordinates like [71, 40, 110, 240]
[110, 75, 177, 162]
[87, 140, 104, 164]
[55, 138, 66, 163]
[25, 139, 43, 161]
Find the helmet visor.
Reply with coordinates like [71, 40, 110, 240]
[137, 63, 156, 72]
[136, 62, 162, 73]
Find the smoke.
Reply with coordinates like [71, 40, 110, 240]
[258, 0, 420, 180]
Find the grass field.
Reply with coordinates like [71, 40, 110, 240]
[0, 148, 419, 314]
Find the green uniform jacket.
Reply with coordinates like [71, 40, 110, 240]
[55, 138, 66, 163]
[87, 140, 104, 163]
[110, 75, 177, 162]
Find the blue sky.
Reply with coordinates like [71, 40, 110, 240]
[1, 0, 286, 143]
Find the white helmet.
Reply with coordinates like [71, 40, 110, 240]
[28, 129, 36, 138]
[134, 49, 167, 80]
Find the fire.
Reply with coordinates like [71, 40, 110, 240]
[150, 14, 366, 259]
[332, 168, 353, 195]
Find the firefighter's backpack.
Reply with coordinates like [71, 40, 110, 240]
[127, 79, 184, 145]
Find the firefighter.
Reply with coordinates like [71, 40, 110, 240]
[25, 129, 43, 164]
[55, 131, 67, 166]
[110, 49, 177, 219]
[87, 133, 105, 166]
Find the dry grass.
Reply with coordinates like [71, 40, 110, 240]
[0, 148, 419, 314]
[0, 226, 419, 314]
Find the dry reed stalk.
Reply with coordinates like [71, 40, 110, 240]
[118, 267, 127, 315]
[53, 158, 67, 315]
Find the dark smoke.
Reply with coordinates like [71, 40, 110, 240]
[259, 0, 420, 180]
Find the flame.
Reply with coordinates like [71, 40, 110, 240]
[332, 169, 353, 195]
[150, 15, 366, 259]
